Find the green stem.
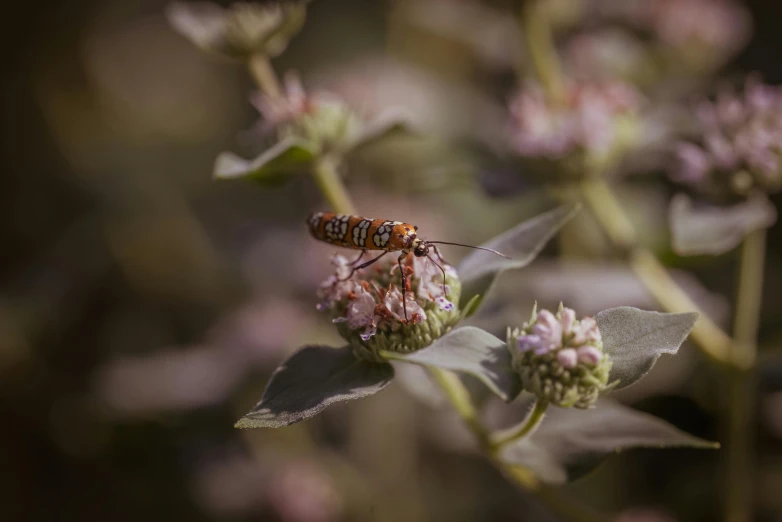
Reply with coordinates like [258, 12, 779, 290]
[245, 53, 356, 216]
[428, 368, 491, 451]
[426, 369, 607, 521]
[724, 228, 765, 522]
[312, 156, 357, 215]
[490, 399, 548, 450]
[732, 229, 765, 366]
[521, 0, 565, 102]
[579, 178, 740, 368]
[248, 53, 283, 99]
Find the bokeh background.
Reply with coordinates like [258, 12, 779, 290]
[2, 0, 782, 521]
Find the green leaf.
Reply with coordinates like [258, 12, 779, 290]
[235, 346, 394, 428]
[500, 400, 718, 484]
[349, 109, 417, 153]
[384, 327, 521, 402]
[214, 139, 316, 185]
[596, 307, 698, 390]
[458, 204, 580, 315]
[669, 193, 777, 256]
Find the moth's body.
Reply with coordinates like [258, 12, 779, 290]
[308, 212, 419, 253]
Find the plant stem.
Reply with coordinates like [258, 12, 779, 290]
[521, 0, 565, 102]
[428, 368, 492, 451]
[724, 228, 765, 522]
[303, 123, 603, 521]
[490, 399, 548, 450]
[428, 369, 609, 521]
[312, 156, 357, 215]
[248, 53, 283, 99]
[579, 177, 740, 368]
[732, 228, 765, 368]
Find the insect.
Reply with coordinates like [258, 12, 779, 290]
[307, 212, 510, 320]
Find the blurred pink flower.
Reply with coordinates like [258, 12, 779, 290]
[589, 0, 750, 58]
[671, 77, 782, 199]
[251, 71, 312, 133]
[192, 453, 267, 515]
[266, 461, 343, 522]
[509, 81, 642, 160]
[648, 0, 750, 55]
[192, 454, 343, 522]
[94, 297, 311, 416]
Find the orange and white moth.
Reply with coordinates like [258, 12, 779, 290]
[308, 212, 509, 319]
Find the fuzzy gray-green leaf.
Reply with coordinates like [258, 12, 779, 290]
[458, 204, 579, 316]
[235, 345, 394, 428]
[350, 109, 416, 153]
[384, 327, 521, 402]
[500, 400, 718, 484]
[596, 307, 697, 390]
[670, 193, 777, 256]
[214, 139, 315, 185]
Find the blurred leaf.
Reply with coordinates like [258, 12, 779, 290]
[383, 327, 521, 402]
[214, 139, 315, 185]
[596, 307, 697, 390]
[500, 400, 718, 484]
[235, 346, 394, 428]
[167, 2, 227, 54]
[393, 360, 499, 409]
[399, 0, 523, 70]
[166, 1, 307, 59]
[669, 193, 777, 256]
[458, 204, 580, 315]
[392, 362, 449, 408]
[350, 109, 417, 153]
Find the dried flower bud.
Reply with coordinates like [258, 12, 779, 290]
[167, 1, 308, 59]
[317, 254, 461, 362]
[671, 77, 782, 201]
[508, 81, 643, 179]
[508, 304, 612, 409]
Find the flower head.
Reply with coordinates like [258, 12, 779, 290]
[645, 0, 750, 63]
[318, 253, 461, 361]
[508, 304, 612, 408]
[250, 73, 361, 156]
[671, 77, 782, 201]
[508, 81, 643, 177]
[167, 1, 308, 59]
[586, 0, 750, 73]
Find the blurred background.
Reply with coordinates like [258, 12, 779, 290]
[2, 0, 782, 521]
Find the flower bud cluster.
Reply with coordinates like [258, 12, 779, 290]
[252, 74, 361, 155]
[508, 81, 643, 177]
[508, 305, 612, 409]
[317, 254, 461, 361]
[672, 78, 782, 201]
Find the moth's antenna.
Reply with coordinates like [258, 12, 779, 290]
[427, 241, 511, 259]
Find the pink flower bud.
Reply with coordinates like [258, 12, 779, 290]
[560, 307, 577, 335]
[557, 348, 579, 369]
[518, 334, 543, 353]
[577, 345, 603, 366]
